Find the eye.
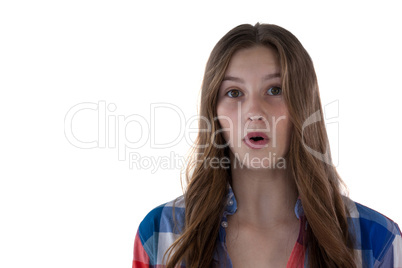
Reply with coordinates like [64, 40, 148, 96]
[226, 89, 243, 98]
[267, 86, 282, 96]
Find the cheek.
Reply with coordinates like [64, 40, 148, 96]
[277, 117, 293, 149]
[271, 108, 292, 143]
[217, 105, 238, 142]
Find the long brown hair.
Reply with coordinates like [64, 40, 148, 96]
[164, 23, 356, 268]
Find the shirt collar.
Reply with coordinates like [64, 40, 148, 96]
[224, 183, 305, 220]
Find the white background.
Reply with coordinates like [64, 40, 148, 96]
[1, 0, 401, 267]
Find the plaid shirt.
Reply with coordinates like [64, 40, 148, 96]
[133, 186, 402, 267]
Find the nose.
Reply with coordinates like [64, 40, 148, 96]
[244, 93, 267, 122]
[249, 115, 263, 121]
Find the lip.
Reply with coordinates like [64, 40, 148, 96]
[243, 132, 269, 149]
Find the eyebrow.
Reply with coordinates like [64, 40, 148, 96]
[222, 73, 281, 83]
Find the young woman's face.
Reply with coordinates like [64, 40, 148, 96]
[216, 45, 292, 169]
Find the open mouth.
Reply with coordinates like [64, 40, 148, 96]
[244, 132, 269, 149]
[250, 136, 264, 142]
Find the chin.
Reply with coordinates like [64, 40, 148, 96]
[230, 152, 287, 170]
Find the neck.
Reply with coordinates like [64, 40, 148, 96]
[229, 155, 298, 229]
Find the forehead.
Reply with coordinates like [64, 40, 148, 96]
[225, 45, 280, 75]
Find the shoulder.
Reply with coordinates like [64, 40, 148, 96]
[136, 195, 186, 265]
[342, 196, 402, 267]
[138, 195, 186, 238]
